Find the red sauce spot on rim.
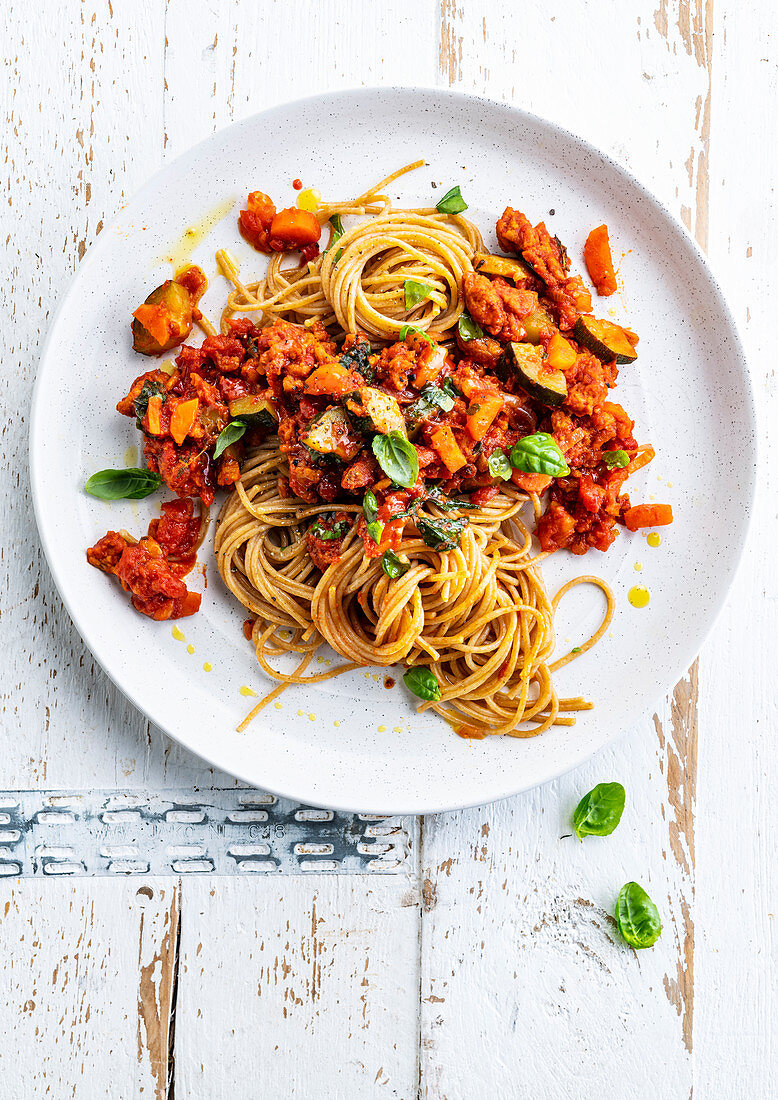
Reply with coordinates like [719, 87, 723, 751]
[384, 676, 395, 689]
[243, 618, 255, 641]
[292, 179, 303, 190]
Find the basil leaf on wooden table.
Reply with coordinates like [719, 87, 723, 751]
[602, 448, 630, 469]
[487, 448, 512, 481]
[84, 468, 162, 501]
[372, 431, 419, 489]
[436, 185, 468, 215]
[404, 279, 434, 309]
[417, 515, 467, 551]
[214, 419, 247, 459]
[403, 666, 442, 702]
[457, 310, 484, 342]
[615, 882, 662, 949]
[572, 781, 626, 840]
[510, 432, 570, 477]
[362, 489, 383, 544]
[381, 550, 411, 579]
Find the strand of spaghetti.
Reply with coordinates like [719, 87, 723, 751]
[548, 576, 615, 672]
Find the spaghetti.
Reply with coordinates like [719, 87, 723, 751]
[215, 442, 614, 737]
[216, 161, 482, 340]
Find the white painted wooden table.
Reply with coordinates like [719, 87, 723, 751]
[2, 2, 775, 1096]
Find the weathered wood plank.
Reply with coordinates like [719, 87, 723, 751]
[173, 876, 421, 1100]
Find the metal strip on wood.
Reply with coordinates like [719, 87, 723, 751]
[0, 790, 414, 877]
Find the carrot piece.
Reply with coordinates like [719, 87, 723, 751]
[269, 208, 321, 248]
[146, 395, 163, 436]
[303, 364, 354, 396]
[628, 444, 655, 474]
[170, 398, 199, 446]
[545, 332, 577, 370]
[465, 394, 504, 441]
[623, 503, 673, 531]
[510, 470, 553, 494]
[413, 345, 448, 389]
[430, 425, 468, 475]
[132, 303, 170, 347]
[584, 225, 617, 297]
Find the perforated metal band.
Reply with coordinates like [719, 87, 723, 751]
[0, 790, 415, 876]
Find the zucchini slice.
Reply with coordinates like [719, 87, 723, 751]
[343, 387, 405, 436]
[573, 316, 638, 364]
[300, 407, 360, 461]
[521, 308, 555, 345]
[499, 342, 567, 407]
[228, 394, 278, 431]
[473, 252, 534, 282]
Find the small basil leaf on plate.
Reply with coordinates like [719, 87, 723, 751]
[614, 882, 662, 949]
[381, 549, 411, 579]
[425, 486, 478, 511]
[84, 468, 163, 501]
[403, 666, 442, 702]
[571, 781, 625, 840]
[362, 490, 384, 544]
[214, 419, 247, 459]
[324, 214, 344, 255]
[457, 310, 484, 342]
[602, 448, 630, 469]
[372, 431, 419, 489]
[416, 515, 467, 551]
[509, 432, 570, 477]
[487, 448, 512, 481]
[436, 185, 468, 215]
[404, 279, 434, 309]
[308, 515, 350, 540]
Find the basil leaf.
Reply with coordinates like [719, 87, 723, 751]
[340, 341, 373, 382]
[84, 467, 162, 501]
[436, 185, 468, 215]
[572, 782, 625, 840]
[440, 377, 460, 399]
[214, 420, 247, 459]
[615, 882, 662, 950]
[602, 448, 630, 469]
[372, 431, 419, 489]
[381, 549, 411, 579]
[399, 324, 434, 346]
[403, 666, 441, 702]
[134, 379, 164, 426]
[457, 310, 484, 342]
[309, 515, 350, 541]
[509, 432, 570, 477]
[404, 279, 434, 309]
[487, 448, 512, 481]
[362, 490, 383, 544]
[407, 384, 455, 425]
[417, 515, 467, 551]
[425, 486, 478, 511]
[326, 214, 344, 253]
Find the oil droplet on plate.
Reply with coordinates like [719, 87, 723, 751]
[393, 726, 403, 733]
[647, 532, 663, 548]
[274, 701, 283, 710]
[124, 445, 138, 467]
[171, 626, 185, 642]
[297, 709, 304, 716]
[296, 187, 320, 212]
[239, 685, 258, 697]
[377, 725, 387, 733]
[308, 713, 316, 722]
[333, 720, 341, 727]
[202, 662, 212, 672]
[161, 197, 236, 269]
[633, 562, 643, 572]
[186, 644, 195, 654]
[628, 585, 650, 608]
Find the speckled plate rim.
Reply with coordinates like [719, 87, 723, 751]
[30, 87, 757, 814]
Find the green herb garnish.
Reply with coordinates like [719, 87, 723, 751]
[381, 550, 411, 579]
[487, 448, 512, 481]
[457, 311, 484, 342]
[308, 515, 350, 541]
[372, 431, 419, 489]
[133, 379, 164, 428]
[572, 782, 625, 840]
[602, 449, 630, 469]
[399, 324, 434, 346]
[404, 279, 434, 309]
[416, 514, 467, 551]
[509, 432, 570, 477]
[403, 666, 442, 702]
[362, 489, 383, 544]
[84, 467, 163, 501]
[615, 882, 662, 949]
[425, 486, 478, 511]
[214, 420, 247, 459]
[436, 185, 468, 215]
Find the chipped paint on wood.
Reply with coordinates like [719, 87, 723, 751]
[137, 883, 181, 1098]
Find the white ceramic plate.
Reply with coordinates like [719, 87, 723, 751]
[31, 88, 755, 813]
